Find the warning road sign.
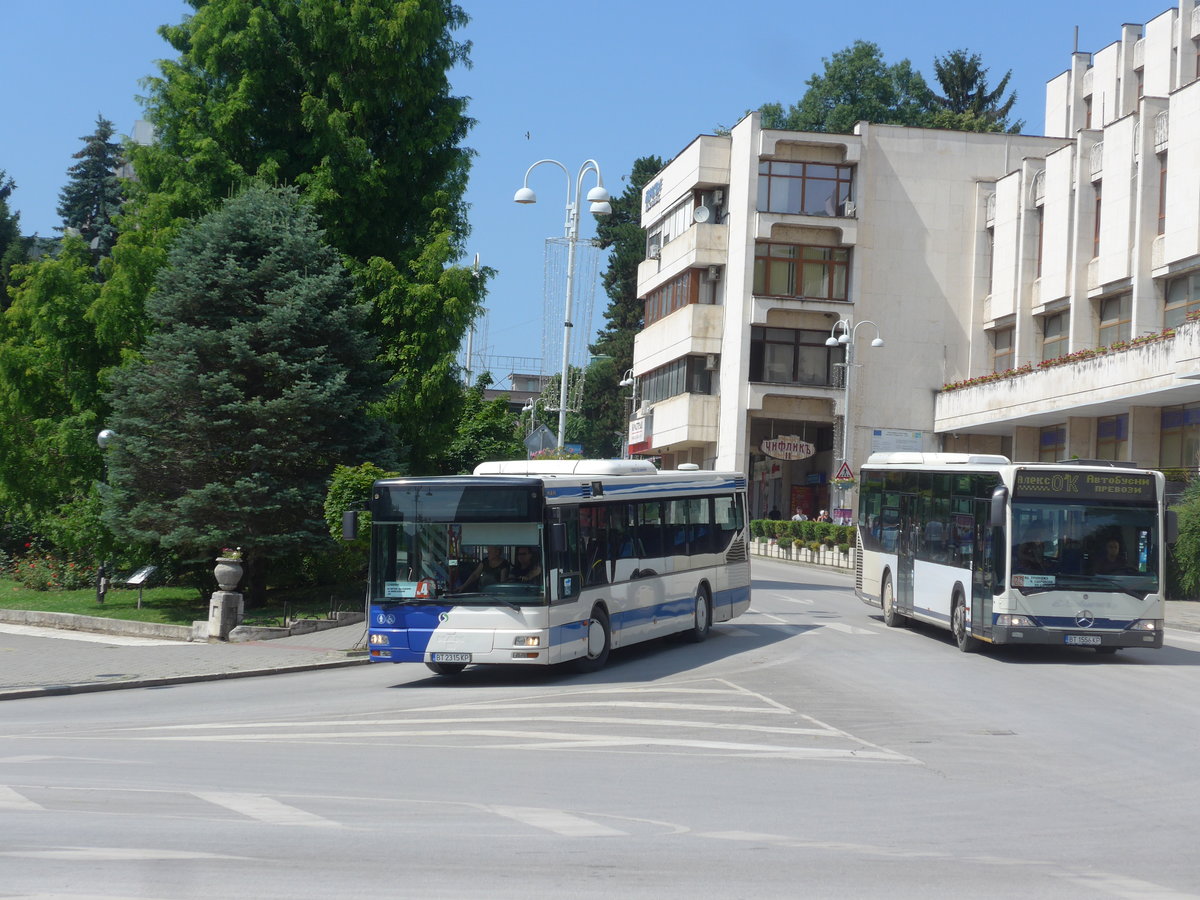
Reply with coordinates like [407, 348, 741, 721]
[834, 462, 855, 481]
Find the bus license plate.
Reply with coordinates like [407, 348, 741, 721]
[433, 652, 471, 663]
[1065, 635, 1102, 646]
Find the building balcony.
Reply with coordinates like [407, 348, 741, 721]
[641, 392, 720, 451]
[935, 320, 1200, 434]
[747, 381, 840, 417]
[632, 303, 724, 375]
[754, 210, 857, 245]
[638, 223, 728, 296]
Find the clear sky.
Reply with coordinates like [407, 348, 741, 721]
[0, 0, 1177, 383]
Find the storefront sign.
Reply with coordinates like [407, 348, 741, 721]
[761, 435, 815, 461]
[629, 416, 646, 444]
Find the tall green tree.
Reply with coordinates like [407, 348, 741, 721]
[437, 374, 524, 474]
[101, 186, 394, 605]
[581, 155, 664, 458]
[0, 236, 107, 530]
[932, 49, 1022, 133]
[0, 171, 28, 302]
[57, 114, 125, 259]
[761, 41, 936, 134]
[94, 0, 485, 470]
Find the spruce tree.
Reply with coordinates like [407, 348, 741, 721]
[57, 115, 125, 259]
[102, 186, 394, 604]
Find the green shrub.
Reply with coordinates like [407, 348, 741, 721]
[11, 554, 96, 591]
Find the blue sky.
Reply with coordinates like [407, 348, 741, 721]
[0, 0, 1176, 382]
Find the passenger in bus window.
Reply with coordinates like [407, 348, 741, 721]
[1092, 538, 1130, 575]
[510, 546, 542, 584]
[1017, 534, 1052, 573]
[459, 546, 509, 590]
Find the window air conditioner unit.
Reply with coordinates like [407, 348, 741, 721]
[704, 353, 720, 371]
[844, 200, 857, 217]
[705, 265, 721, 282]
[647, 244, 661, 260]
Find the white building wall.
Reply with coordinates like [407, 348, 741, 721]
[1143, 8, 1180, 98]
[1163, 80, 1200, 267]
[1038, 144, 1075, 306]
[1096, 113, 1137, 291]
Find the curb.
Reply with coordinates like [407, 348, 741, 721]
[0, 655, 371, 702]
[0, 609, 193, 641]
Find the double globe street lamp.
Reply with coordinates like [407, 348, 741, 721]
[514, 159, 611, 449]
[826, 319, 884, 480]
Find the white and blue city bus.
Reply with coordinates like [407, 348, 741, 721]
[855, 452, 1169, 653]
[357, 459, 751, 675]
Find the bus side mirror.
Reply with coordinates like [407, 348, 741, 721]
[342, 510, 359, 541]
[549, 522, 566, 554]
[990, 486, 1008, 529]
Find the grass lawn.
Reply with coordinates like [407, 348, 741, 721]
[0, 578, 366, 628]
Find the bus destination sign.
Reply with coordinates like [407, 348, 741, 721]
[1013, 469, 1156, 503]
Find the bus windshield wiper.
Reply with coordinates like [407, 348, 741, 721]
[448, 591, 521, 610]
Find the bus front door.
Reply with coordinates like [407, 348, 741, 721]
[897, 495, 915, 614]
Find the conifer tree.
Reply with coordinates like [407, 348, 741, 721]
[102, 186, 394, 604]
[57, 115, 125, 259]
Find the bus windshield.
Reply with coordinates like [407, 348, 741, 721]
[1010, 500, 1159, 596]
[369, 520, 547, 605]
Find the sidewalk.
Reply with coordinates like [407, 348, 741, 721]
[0, 616, 369, 702]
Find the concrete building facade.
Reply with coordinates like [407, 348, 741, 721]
[628, 0, 1200, 520]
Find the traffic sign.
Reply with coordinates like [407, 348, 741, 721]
[834, 462, 854, 481]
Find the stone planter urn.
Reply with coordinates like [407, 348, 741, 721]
[214, 557, 243, 592]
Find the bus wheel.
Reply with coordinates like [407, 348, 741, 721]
[881, 574, 905, 628]
[425, 661, 467, 676]
[952, 595, 978, 653]
[575, 606, 611, 673]
[686, 586, 712, 643]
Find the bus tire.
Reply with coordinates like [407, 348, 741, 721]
[881, 573, 905, 628]
[575, 605, 611, 673]
[685, 585, 712, 643]
[425, 661, 467, 676]
[952, 594, 979, 653]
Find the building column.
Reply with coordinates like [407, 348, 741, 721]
[1067, 416, 1093, 459]
[1129, 406, 1161, 468]
[1013, 426, 1040, 462]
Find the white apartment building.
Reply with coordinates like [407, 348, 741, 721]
[630, 0, 1200, 520]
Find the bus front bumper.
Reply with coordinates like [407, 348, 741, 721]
[990, 625, 1163, 649]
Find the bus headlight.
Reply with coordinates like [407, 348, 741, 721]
[513, 635, 541, 647]
[369, 633, 389, 645]
[996, 614, 1037, 627]
[1129, 619, 1161, 632]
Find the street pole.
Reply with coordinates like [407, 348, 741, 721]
[514, 159, 611, 449]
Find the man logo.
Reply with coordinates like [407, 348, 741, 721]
[1076, 611, 1095, 628]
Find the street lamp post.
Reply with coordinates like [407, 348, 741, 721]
[618, 368, 638, 459]
[514, 159, 611, 449]
[825, 318, 884, 476]
[95, 428, 117, 605]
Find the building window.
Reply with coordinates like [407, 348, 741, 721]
[640, 356, 712, 405]
[1093, 183, 1102, 258]
[757, 161, 853, 217]
[992, 328, 1014, 373]
[643, 269, 700, 327]
[1098, 293, 1131, 346]
[1039, 424, 1066, 463]
[752, 242, 849, 300]
[1158, 155, 1168, 236]
[986, 226, 995, 295]
[1136, 70, 1144, 99]
[1164, 272, 1200, 327]
[1084, 96, 1092, 129]
[1036, 208, 1044, 278]
[748, 327, 839, 386]
[646, 196, 696, 258]
[1041, 311, 1069, 361]
[1096, 414, 1129, 461]
[1160, 403, 1200, 468]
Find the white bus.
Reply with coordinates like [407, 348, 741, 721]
[855, 452, 1168, 654]
[358, 459, 751, 675]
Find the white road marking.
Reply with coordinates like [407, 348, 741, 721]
[0, 623, 184, 647]
[489, 805, 627, 837]
[0, 784, 42, 810]
[822, 622, 880, 635]
[194, 791, 344, 828]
